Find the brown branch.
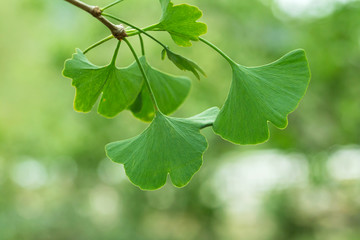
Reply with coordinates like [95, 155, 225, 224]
[64, 0, 127, 40]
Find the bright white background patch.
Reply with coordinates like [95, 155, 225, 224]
[212, 150, 308, 215]
[327, 147, 360, 180]
[274, 0, 355, 18]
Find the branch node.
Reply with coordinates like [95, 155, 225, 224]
[91, 6, 102, 18]
[112, 24, 128, 40]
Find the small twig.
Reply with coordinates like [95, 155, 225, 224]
[64, 0, 127, 40]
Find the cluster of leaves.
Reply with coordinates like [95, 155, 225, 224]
[63, 0, 311, 190]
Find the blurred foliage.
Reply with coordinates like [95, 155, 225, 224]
[0, 0, 360, 239]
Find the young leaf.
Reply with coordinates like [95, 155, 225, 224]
[63, 49, 143, 118]
[164, 49, 206, 80]
[106, 107, 220, 190]
[129, 56, 191, 122]
[213, 49, 311, 144]
[161, 48, 167, 60]
[154, 0, 207, 47]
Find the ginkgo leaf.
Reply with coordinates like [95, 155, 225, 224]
[129, 56, 191, 122]
[153, 0, 207, 47]
[63, 49, 143, 118]
[106, 107, 220, 190]
[163, 48, 206, 80]
[213, 49, 311, 144]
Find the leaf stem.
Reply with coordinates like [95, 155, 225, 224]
[125, 24, 158, 36]
[110, 41, 121, 65]
[123, 38, 159, 112]
[141, 24, 159, 32]
[199, 37, 235, 65]
[101, 0, 124, 11]
[102, 13, 168, 49]
[139, 34, 145, 56]
[83, 35, 114, 54]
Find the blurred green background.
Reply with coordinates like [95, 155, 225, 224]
[1, 0, 360, 239]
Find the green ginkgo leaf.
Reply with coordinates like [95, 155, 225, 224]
[162, 48, 206, 80]
[153, 0, 207, 47]
[63, 49, 143, 118]
[129, 56, 191, 122]
[213, 49, 311, 144]
[106, 107, 220, 190]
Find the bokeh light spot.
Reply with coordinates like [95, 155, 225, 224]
[11, 158, 48, 189]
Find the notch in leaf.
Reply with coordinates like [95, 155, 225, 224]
[106, 107, 220, 190]
[152, 0, 207, 47]
[213, 49, 311, 144]
[63, 49, 143, 118]
[129, 56, 191, 122]
[162, 48, 206, 80]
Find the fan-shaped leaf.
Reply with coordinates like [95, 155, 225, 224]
[106, 107, 220, 190]
[154, 0, 207, 47]
[213, 49, 311, 144]
[63, 49, 143, 118]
